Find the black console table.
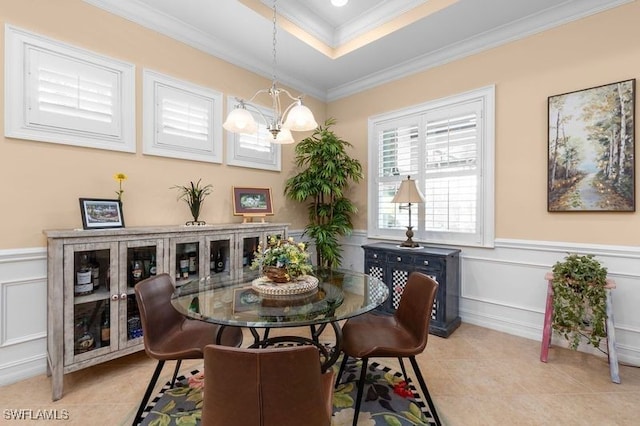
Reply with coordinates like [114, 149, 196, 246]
[363, 242, 461, 337]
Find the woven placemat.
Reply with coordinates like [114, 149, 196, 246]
[251, 275, 319, 295]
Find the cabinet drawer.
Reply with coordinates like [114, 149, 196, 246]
[365, 250, 387, 262]
[413, 256, 444, 271]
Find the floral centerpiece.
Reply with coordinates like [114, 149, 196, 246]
[250, 237, 313, 283]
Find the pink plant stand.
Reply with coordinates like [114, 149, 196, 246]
[540, 272, 620, 383]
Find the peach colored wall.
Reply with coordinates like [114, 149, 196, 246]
[328, 2, 640, 246]
[0, 0, 325, 249]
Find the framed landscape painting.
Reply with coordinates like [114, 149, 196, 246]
[79, 198, 125, 229]
[548, 79, 635, 212]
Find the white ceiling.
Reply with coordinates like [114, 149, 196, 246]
[84, 0, 630, 101]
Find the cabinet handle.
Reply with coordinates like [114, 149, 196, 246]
[397, 256, 402, 262]
[120, 293, 127, 300]
[373, 254, 378, 259]
[423, 260, 429, 266]
[111, 294, 119, 301]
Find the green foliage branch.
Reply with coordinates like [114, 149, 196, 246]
[551, 253, 608, 350]
[284, 118, 363, 270]
[171, 179, 213, 222]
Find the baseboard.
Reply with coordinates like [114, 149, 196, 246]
[0, 353, 47, 387]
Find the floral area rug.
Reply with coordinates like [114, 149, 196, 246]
[139, 357, 436, 426]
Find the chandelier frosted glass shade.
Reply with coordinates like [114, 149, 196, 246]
[282, 103, 318, 132]
[223, 107, 258, 134]
[273, 128, 294, 144]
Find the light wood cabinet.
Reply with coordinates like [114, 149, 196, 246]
[45, 223, 288, 400]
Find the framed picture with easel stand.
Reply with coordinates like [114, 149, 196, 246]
[232, 187, 274, 223]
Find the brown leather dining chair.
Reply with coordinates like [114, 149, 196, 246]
[132, 273, 243, 426]
[202, 345, 334, 426]
[336, 271, 442, 426]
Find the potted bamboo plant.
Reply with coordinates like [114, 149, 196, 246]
[551, 253, 608, 350]
[284, 118, 363, 271]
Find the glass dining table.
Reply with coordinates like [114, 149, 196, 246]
[171, 269, 389, 371]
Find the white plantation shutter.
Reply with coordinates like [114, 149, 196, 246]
[424, 102, 481, 235]
[369, 87, 494, 247]
[5, 25, 135, 152]
[143, 70, 223, 163]
[226, 99, 281, 171]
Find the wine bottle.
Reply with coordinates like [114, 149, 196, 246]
[179, 252, 189, 279]
[131, 257, 143, 285]
[100, 309, 110, 347]
[91, 253, 100, 290]
[149, 254, 157, 276]
[214, 249, 225, 273]
[187, 244, 197, 274]
[75, 253, 93, 296]
[209, 250, 216, 274]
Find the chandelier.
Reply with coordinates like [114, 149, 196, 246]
[223, 0, 317, 144]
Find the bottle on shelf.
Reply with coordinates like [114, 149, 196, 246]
[100, 308, 110, 347]
[209, 249, 216, 274]
[149, 254, 157, 276]
[75, 253, 93, 296]
[131, 255, 143, 286]
[179, 251, 189, 279]
[90, 253, 100, 290]
[214, 248, 225, 273]
[74, 318, 95, 354]
[187, 244, 197, 275]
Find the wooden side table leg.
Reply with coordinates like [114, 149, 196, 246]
[540, 280, 554, 362]
[605, 289, 620, 384]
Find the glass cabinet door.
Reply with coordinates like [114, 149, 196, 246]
[169, 236, 204, 286]
[63, 242, 118, 365]
[118, 239, 164, 350]
[205, 233, 234, 281]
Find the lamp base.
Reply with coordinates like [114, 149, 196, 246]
[400, 226, 421, 248]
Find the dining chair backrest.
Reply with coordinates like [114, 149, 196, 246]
[394, 272, 439, 352]
[134, 273, 186, 356]
[202, 345, 334, 426]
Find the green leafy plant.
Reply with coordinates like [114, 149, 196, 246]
[284, 118, 363, 270]
[250, 236, 313, 281]
[172, 179, 213, 225]
[551, 253, 608, 350]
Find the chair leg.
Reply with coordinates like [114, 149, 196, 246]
[409, 356, 441, 426]
[335, 354, 349, 389]
[352, 358, 369, 426]
[132, 360, 165, 426]
[398, 357, 409, 382]
[170, 360, 182, 388]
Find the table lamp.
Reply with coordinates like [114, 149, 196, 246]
[392, 175, 425, 248]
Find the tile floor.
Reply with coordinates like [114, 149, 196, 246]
[0, 323, 638, 425]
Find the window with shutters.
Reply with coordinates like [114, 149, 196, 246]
[143, 70, 223, 163]
[368, 86, 495, 247]
[4, 25, 135, 152]
[226, 97, 281, 171]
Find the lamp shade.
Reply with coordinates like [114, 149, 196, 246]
[223, 107, 257, 134]
[283, 103, 318, 131]
[392, 176, 425, 204]
[272, 128, 295, 144]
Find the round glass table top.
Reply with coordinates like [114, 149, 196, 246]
[171, 269, 389, 328]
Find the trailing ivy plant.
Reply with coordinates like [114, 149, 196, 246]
[284, 118, 363, 270]
[551, 253, 608, 350]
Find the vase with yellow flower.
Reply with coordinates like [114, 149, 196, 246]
[250, 237, 313, 283]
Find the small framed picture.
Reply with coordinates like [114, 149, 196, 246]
[79, 198, 125, 230]
[232, 187, 274, 220]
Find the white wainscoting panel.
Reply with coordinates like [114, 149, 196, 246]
[339, 234, 640, 367]
[0, 248, 48, 386]
[1, 236, 638, 387]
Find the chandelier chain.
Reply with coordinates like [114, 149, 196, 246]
[271, 0, 277, 84]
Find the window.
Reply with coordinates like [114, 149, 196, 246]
[368, 86, 495, 247]
[143, 70, 223, 163]
[4, 25, 135, 152]
[225, 97, 281, 171]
